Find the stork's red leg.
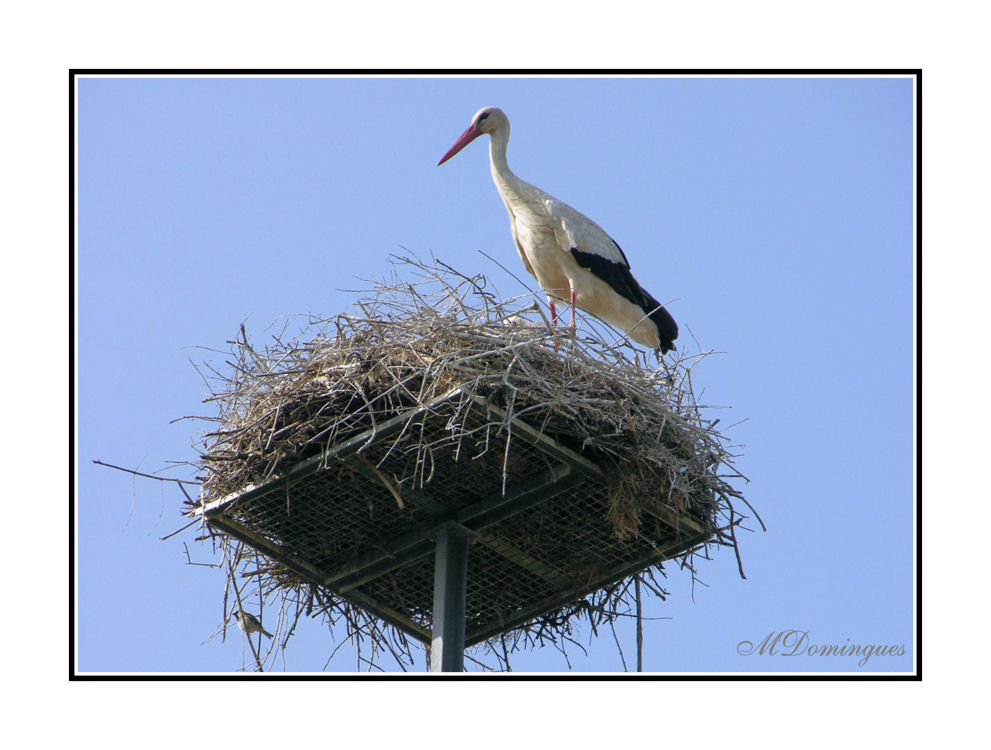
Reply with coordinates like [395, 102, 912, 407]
[569, 286, 576, 330]
[549, 299, 557, 325]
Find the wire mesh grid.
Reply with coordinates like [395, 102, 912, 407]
[203, 390, 714, 646]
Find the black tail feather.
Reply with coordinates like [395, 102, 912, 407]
[639, 287, 678, 354]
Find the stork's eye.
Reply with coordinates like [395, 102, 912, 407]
[478, 112, 490, 121]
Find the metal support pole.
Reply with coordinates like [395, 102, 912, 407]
[430, 524, 469, 672]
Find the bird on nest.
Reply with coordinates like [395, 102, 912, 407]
[439, 106, 678, 354]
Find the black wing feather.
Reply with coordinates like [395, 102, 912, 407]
[569, 239, 678, 353]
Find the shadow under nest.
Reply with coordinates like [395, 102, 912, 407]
[189, 256, 754, 671]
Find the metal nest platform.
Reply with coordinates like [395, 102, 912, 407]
[195, 386, 714, 662]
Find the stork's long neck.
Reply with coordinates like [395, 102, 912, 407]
[487, 125, 522, 197]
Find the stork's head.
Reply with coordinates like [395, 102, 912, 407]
[438, 106, 507, 165]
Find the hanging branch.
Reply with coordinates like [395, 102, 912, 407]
[636, 575, 643, 673]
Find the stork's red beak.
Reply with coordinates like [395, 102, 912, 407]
[438, 123, 482, 165]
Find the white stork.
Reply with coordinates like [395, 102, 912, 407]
[438, 106, 678, 353]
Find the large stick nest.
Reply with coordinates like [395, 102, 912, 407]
[188, 255, 755, 671]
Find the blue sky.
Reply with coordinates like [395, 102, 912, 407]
[76, 74, 915, 673]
